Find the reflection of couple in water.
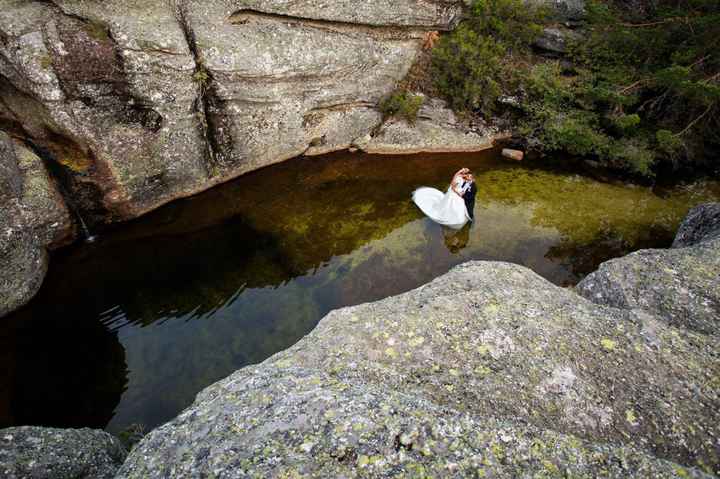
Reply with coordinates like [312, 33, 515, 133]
[412, 168, 477, 230]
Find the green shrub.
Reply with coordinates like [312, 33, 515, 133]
[608, 139, 656, 177]
[465, 0, 547, 50]
[655, 129, 684, 158]
[544, 112, 610, 157]
[431, 0, 545, 115]
[612, 114, 641, 134]
[430, 0, 720, 177]
[379, 90, 424, 123]
[431, 26, 503, 114]
[192, 68, 209, 86]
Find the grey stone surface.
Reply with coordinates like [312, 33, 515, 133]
[0, 133, 22, 198]
[0, 426, 127, 479]
[577, 203, 720, 336]
[0, 225, 48, 319]
[534, 0, 586, 21]
[672, 202, 720, 248]
[0, 132, 73, 317]
[0, 0, 463, 223]
[534, 27, 583, 53]
[119, 260, 720, 477]
[355, 97, 499, 154]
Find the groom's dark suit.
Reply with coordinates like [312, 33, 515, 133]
[463, 181, 477, 220]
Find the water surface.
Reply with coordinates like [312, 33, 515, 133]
[1, 150, 718, 435]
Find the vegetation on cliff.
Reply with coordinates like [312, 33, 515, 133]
[432, 0, 720, 177]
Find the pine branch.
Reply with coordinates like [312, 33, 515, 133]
[675, 104, 713, 137]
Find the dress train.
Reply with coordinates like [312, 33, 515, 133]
[412, 182, 470, 230]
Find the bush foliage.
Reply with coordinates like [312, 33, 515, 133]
[379, 90, 425, 123]
[431, 0, 720, 177]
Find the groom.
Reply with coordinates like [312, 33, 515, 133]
[462, 171, 477, 221]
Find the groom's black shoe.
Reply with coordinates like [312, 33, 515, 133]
[464, 182, 477, 220]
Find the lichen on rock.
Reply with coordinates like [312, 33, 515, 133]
[577, 202, 720, 336]
[0, 426, 127, 479]
[0, 131, 73, 318]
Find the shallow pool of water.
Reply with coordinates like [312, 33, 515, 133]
[1, 149, 718, 435]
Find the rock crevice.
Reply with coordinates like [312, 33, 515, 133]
[227, 9, 443, 38]
[171, 0, 229, 176]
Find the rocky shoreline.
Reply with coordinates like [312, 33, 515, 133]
[0, 0, 467, 228]
[3, 203, 717, 478]
[0, 0, 508, 317]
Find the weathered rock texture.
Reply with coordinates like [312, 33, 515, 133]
[0, 0, 464, 225]
[672, 202, 720, 248]
[577, 202, 720, 337]
[355, 97, 499, 154]
[534, 26, 583, 54]
[0, 131, 72, 317]
[0, 426, 127, 479]
[119, 250, 720, 476]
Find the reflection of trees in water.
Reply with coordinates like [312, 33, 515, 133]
[0, 310, 127, 430]
[41, 160, 439, 326]
[544, 225, 676, 284]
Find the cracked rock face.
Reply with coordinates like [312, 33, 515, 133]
[0, 131, 72, 318]
[576, 203, 720, 337]
[0, 0, 462, 223]
[119, 257, 720, 477]
[0, 426, 127, 479]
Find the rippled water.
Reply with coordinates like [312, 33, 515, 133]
[1, 150, 718, 435]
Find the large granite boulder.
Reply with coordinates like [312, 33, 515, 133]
[119, 261, 719, 477]
[0, 132, 73, 317]
[577, 203, 720, 336]
[0, 0, 463, 223]
[672, 202, 720, 248]
[0, 227, 48, 319]
[0, 426, 127, 479]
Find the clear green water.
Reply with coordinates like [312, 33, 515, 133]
[1, 150, 718, 435]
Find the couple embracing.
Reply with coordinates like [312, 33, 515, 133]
[412, 168, 476, 230]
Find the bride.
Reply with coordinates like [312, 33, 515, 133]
[412, 168, 472, 229]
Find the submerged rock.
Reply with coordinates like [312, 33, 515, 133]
[119, 259, 719, 477]
[577, 203, 720, 336]
[0, 426, 127, 479]
[0, 132, 73, 317]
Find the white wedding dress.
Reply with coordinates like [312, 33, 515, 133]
[413, 177, 470, 229]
